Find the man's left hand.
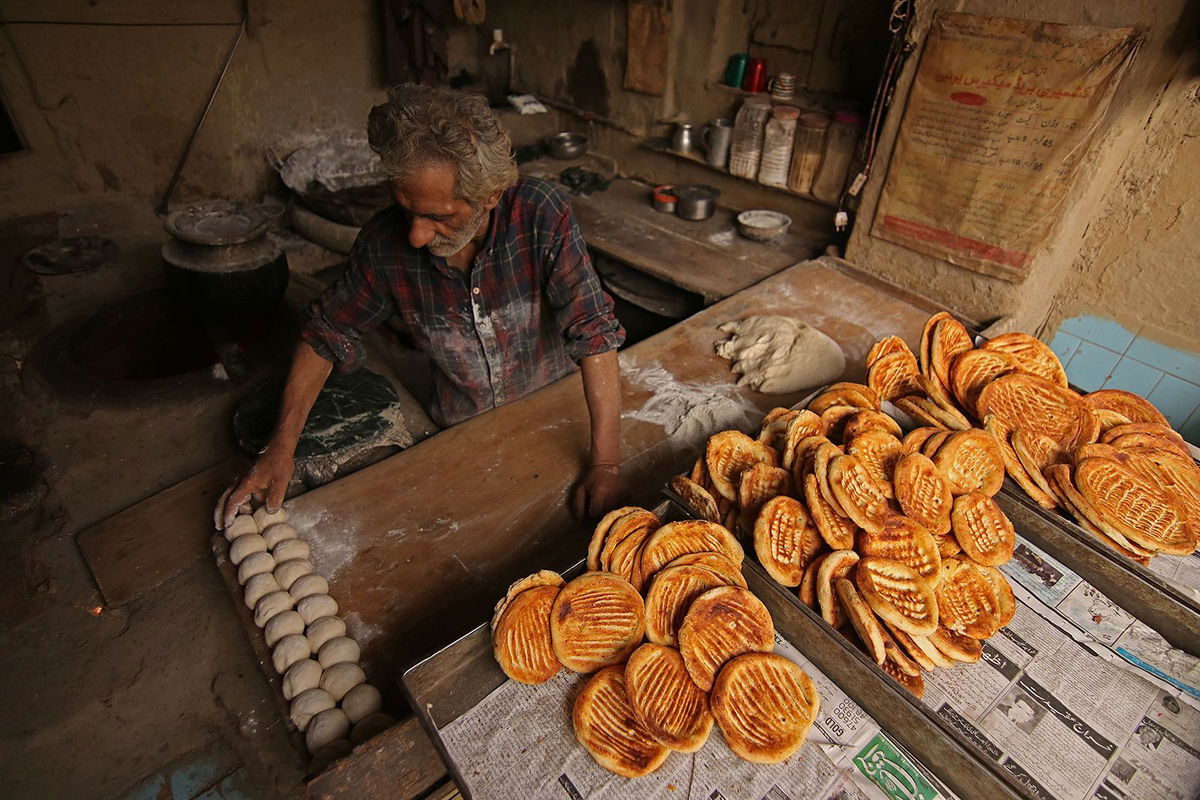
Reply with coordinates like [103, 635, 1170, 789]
[571, 464, 630, 520]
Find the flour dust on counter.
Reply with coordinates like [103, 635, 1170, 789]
[621, 357, 760, 444]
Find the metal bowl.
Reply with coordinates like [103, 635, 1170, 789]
[736, 209, 792, 242]
[544, 132, 589, 159]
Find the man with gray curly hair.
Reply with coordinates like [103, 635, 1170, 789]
[218, 85, 627, 526]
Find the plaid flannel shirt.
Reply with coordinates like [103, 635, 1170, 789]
[302, 177, 625, 427]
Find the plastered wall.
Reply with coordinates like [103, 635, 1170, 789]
[843, 0, 1200, 353]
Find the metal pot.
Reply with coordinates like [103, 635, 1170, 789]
[674, 184, 720, 221]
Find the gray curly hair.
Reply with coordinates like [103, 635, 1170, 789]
[367, 84, 518, 204]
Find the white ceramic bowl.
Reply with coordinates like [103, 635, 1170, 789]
[736, 210, 791, 242]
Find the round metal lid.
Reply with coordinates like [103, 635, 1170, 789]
[22, 237, 119, 275]
[673, 184, 721, 201]
[165, 200, 279, 246]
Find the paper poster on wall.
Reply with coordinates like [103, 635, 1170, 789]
[871, 13, 1139, 282]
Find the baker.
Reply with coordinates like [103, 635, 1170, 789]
[216, 84, 626, 529]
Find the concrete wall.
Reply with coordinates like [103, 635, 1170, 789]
[0, 0, 391, 216]
[842, 0, 1200, 350]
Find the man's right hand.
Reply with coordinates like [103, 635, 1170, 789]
[214, 445, 295, 530]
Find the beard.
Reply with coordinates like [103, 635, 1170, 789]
[425, 202, 489, 257]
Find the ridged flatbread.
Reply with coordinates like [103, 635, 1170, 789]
[758, 408, 801, 449]
[1011, 429, 1068, 504]
[809, 382, 879, 414]
[587, 508, 641, 571]
[624, 644, 713, 752]
[1084, 390, 1169, 427]
[881, 656, 925, 697]
[678, 586, 775, 691]
[855, 557, 939, 637]
[868, 351, 923, 403]
[490, 570, 565, 633]
[935, 559, 1002, 639]
[828, 454, 890, 534]
[846, 430, 903, 498]
[573, 665, 669, 777]
[813, 442, 848, 516]
[779, 410, 825, 469]
[866, 336, 913, 369]
[893, 453, 953, 535]
[918, 312, 955, 382]
[551, 572, 645, 672]
[798, 554, 824, 608]
[901, 427, 942, 455]
[929, 318, 975, 392]
[737, 463, 793, 535]
[930, 626, 983, 663]
[881, 619, 941, 671]
[709, 652, 819, 764]
[949, 348, 1020, 418]
[981, 332, 1068, 387]
[978, 373, 1099, 452]
[706, 431, 779, 501]
[1075, 457, 1197, 555]
[983, 414, 1058, 509]
[820, 405, 862, 442]
[951, 492, 1015, 566]
[669, 476, 721, 523]
[844, 409, 904, 441]
[644, 564, 734, 646]
[835, 578, 886, 664]
[753, 496, 822, 587]
[492, 585, 562, 684]
[933, 429, 1005, 496]
[817, 549, 860, 629]
[1044, 464, 1156, 562]
[637, 520, 744, 590]
[858, 514, 942, 585]
[663, 552, 747, 587]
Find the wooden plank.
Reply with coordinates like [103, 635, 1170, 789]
[286, 258, 934, 698]
[305, 715, 446, 800]
[78, 458, 243, 606]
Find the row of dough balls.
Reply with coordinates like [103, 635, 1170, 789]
[225, 506, 394, 756]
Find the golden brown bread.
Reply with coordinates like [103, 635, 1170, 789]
[550, 572, 645, 673]
[637, 520, 744, 590]
[492, 584, 562, 684]
[709, 652, 820, 764]
[624, 644, 713, 752]
[489, 570, 565, 633]
[644, 564, 733, 647]
[858, 514, 942, 586]
[804, 473, 858, 551]
[1084, 390, 1170, 426]
[753, 496, 822, 587]
[855, 557, 939, 637]
[951, 492, 1015, 566]
[706, 431, 779, 501]
[669, 476, 721, 523]
[816, 549, 860, 629]
[677, 586, 775, 691]
[981, 332, 1068, 387]
[935, 558, 1002, 639]
[893, 453, 953, 535]
[587, 508, 642, 571]
[835, 578, 886, 664]
[933, 430, 1005, 496]
[828, 454, 891, 534]
[573, 665, 669, 777]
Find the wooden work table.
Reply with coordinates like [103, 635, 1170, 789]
[283, 256, 941, 704]
[521, 162, 825, 303]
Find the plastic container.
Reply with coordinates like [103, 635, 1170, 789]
[728, 98, 772, 180]
[787, 112, 830, 196]
[758, 106, 799, 188]
[811, 109, 864, 204]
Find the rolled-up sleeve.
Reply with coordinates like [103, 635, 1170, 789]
[543, 206, 625, 362]
[301, 238, 394, 374]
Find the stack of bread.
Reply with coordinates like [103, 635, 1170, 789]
[672, 382, 1019, 698]
[489, 509, 820, 777]
[222, 506, 393, 762]
[865, 311, 1199, 563]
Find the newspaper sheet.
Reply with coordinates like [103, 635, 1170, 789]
[438, 632, 960, 800]
[913, 534, 1200, 800]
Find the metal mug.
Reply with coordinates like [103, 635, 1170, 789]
[701, 118, 734, 169]
[671, 123, 696, 154]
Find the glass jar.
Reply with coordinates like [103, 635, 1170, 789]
[728, 97, 772, 180]
[787, 112, 830, 196]
[811, 109, 863, 204]
[758, 106, 799, 188]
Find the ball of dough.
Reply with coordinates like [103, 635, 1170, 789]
[317, 636, 360, 669]
[272, 633, 311, 674]
[714, 315, 846, 393]
[273, 558, 314, 591]
[229, 533, 267, 566]
[237, 551, 276, 585]
[306, 707, 350, 753]
[224, 514, 258, 542]
[262, 523, 299, 550]
[273, 538, 311, 563]
[253, 506, 288, 529]
[350, 712, 395, 744]
[289, 574, 330, 603]
[297, 593, 338, 625]
[283, 658, 322, 701]
[290, 687, 335, 731]
[306, 616, 347, 652]
[264, 609, 305, 648]
[320, 662, 366, 701]
[341, 683, 382, 724]
[243, 572, 281, 610]
[254, 590, 294, 628]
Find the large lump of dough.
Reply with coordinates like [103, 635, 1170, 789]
[714, 315, 845, 394]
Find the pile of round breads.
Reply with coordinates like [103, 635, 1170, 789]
[865, 312, 1199, 562]
[671, 379, 1020, 697]
[489, 509, 820, 777]
[222, 505, 393, 759]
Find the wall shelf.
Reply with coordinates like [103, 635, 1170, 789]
[642, 141, 839, 210]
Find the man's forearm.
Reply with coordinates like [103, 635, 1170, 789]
[269, 341, 335, 454]
[579, 350, 621, 467]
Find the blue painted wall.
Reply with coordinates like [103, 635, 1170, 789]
[1050, 315, 1200, 445]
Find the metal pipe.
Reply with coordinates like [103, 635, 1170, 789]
[157, 17, 246, 215]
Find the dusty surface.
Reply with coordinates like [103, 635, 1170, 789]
[0, 201, 309, 799]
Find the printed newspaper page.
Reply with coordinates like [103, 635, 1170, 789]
[437, 631, 959, 800]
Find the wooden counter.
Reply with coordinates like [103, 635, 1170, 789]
[284, 256, 940, 701]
